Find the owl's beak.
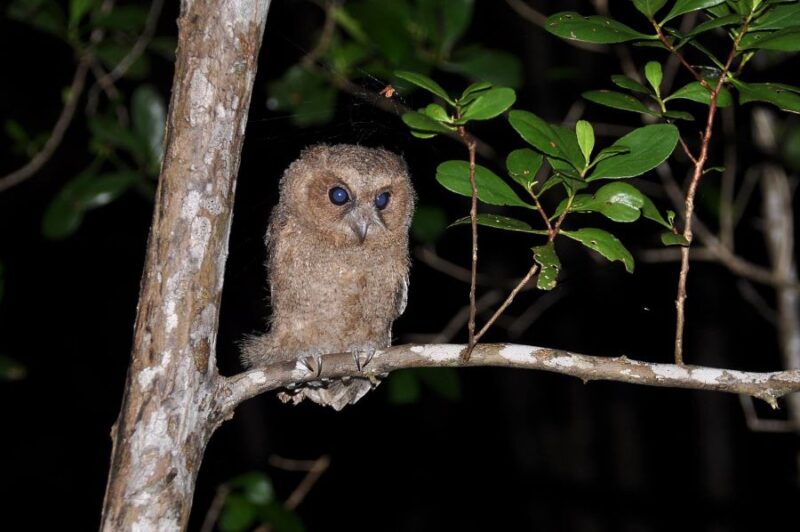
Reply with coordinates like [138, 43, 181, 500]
[347, 206, 373, 244]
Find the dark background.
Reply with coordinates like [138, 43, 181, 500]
[2, 1, 799, 530]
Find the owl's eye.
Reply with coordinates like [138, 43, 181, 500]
[374, 191, 391, 210]
[328, 186, 350, 206]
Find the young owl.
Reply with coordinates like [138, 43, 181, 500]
[242, 144, 415, 410]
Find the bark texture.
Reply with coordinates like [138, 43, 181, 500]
[100, 0, 272, 528]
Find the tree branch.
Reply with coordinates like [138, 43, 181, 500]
[219, 343, 800, 416]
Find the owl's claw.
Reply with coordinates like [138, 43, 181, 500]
[351, 346, 376, 372]
[299, 353, 323, 377]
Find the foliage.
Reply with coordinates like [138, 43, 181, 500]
[5, 0, 171, 239]
[217, 472, 304, 532]
[265, 0, 522, 126]
[396, 0, 800, 291]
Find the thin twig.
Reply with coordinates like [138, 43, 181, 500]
[89, 0, 165, 100]
[405, 290, 503, 344]
[273, 455, 330, 511]
[474, 264, 539, 342]
[672, 17, 751, 365]
[0, 59, 90, 192]
[199, 485, 230, 532]
[458, 126, 479, 361]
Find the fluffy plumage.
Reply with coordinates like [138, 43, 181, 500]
[242, 144, 415, 410]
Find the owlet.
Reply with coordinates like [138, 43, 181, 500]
[242, 144, 415, 410]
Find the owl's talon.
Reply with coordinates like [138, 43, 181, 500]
[351, 346, 377, 372]
[352, 350, 362, 372]
[299, 353, 323, 377]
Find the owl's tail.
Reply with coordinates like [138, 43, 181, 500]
[278, 378, 379, 411]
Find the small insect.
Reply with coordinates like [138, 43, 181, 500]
[379, 84, 396, 98]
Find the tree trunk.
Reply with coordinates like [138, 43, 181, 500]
[100, 0, 272, 528]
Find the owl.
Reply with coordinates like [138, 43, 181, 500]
[242, 144, 415, 410]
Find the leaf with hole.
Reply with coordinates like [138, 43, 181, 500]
[583, 90, 660, 116]
[545, 12, 655, 43]
[506, 148, 543, 190]
[532, 242, 561, 290]
[461, 87, 516, 120]
[734, 81, 800, 113]
[436, 161, 534, 208]
[561, 228, 634, 272]
[752, 3, 800, 30]
[740, 27, 800, 51]
[587, 124, 679, 181]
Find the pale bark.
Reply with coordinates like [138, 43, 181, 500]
[100, 0, 272, 528]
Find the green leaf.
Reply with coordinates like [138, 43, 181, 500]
[506, 148, 543, 189]
[411, 130, 437, 139]
[401, 111, 454, 134]
[422, 103, 450, 122]
[752, 3, 800, 30]
[645, 61, 663, 95]
[461, 87, 516, 120]
[267, 66, 337, 127]
[440, 0, 474, 54]
[418, 368, 461, 400]
[684, 13, 743, 38]
[259, 502, 305, 532]
[734, 81, 800, 113]
[633, 0, 667, 19]
[444, 47, 523, 89]
[460, 82, 493, 103]
[395, 71, 454, 104]
[347, 1, 413, 64]
[611, 75, 650, 94]
[582, 90, 660, 116]
[561, 228, 634, 272]
[641, 194, 672, 228]
[545, 11, 656, 43]
[78, 171, 139, 209]
[662, 110, 695, 121]
[436, 161, 534, 208]
[220, 494, 257, 532]
[554, 182, 645, 223]
[132, 85, 166, 169]
[411, 205, 448, 243]
[532, 242, 561, 290]
[508, 110, 584, 170]
[69, 0, 95, 27]
[662, 0, 727, 23]
[665, 81, 733, 107]
[0, 354, 27, 381]
[575, 120, 595, 165]
[591, 145, 631, 166]
[42, 193, 84, 239]
[89, 115, 148, 161]
[740, 27, 800, 51]
[588, 124, 679, 181]
[229, 472, 274, 505]
[661, 232, 690, 246]
[451, 214, 546, 234]
[387, 370, 421, 404]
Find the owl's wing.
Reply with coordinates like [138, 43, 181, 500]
[394, 273, 409, 317]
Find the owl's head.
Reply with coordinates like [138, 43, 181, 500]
[279, 144, 415, 247]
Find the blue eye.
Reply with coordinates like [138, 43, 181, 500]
[375, 191, 391, 210]
[329, 186, 349, 206]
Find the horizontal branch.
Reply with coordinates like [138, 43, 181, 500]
[218, 343, 800, 415]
